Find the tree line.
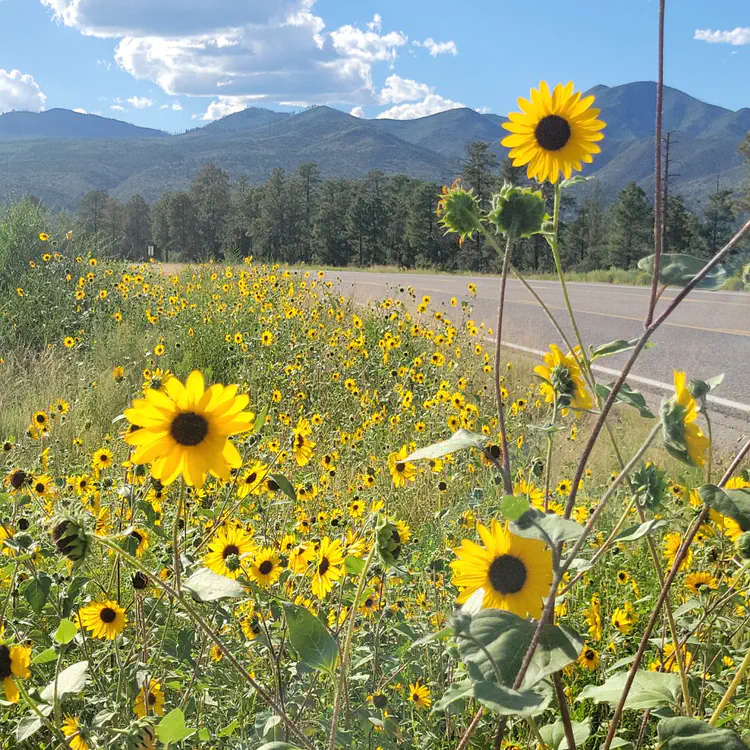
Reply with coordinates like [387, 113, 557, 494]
[70, 139, 748, 272]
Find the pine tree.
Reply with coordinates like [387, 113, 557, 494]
[312, 179, 352, 265]
[461, 141, 498, 270]
[189, 163, 231, 256]
[77, 190, 109, 238]
[607, 182, 653, 268]
[123, 194, 151, 259]
[295, 162, 321, 263]
[740, 133, 750, 213]
[103, 198, 125, 257]
[562, 189, 608, 270]
[703, 185, 736, 254]
[167, 192, 200, 260]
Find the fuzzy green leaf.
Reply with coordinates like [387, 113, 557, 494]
[405, 429, 488, 461]
[184, 568, 246, 602]
[657, 717, 750, 749]
[698, 484, 750, 531]
[596, 382, 655, 419]
[578, 671, 680, 710]
[40, 660, 89, 703]
[539, 718, 591, 749]
[156, 708, 195, 746]
[283, 603, 338, 674]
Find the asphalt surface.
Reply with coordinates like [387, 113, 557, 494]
[326, 270, 750, 430]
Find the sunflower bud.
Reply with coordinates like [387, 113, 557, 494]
[735, 532, 750, 561]
[376, 518, 402, 569]
[630, 463, 667, 511]
[50, 513, 90, 565]
[550, 364, 575, 408]
[224, 553, 241, 573]
[487, 183, 546, 240]
[436, 180, 483, 245]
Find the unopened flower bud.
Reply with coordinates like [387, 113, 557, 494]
[50, 513, 90, 565]
[487, 183, 546, 240]
[376, 518, 402, 569]
[735, 532, 750, 560]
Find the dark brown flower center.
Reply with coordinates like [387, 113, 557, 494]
[222, 544, 240, 560]
[318, 557, 330, 576]
[395, 462, 405, 473]
[488, 554, 527, 595]
[35, 482, 46, 493]
[0, 645, 11, 680]
[148, 691, 158, 705]
[100, 607, 117, 624]
[585, 649, 595, 660]
[535, 114, 572, 151]
[170, 412, 209, 447]
[258, 560, 273, 575]
[10, 471, 27, 489]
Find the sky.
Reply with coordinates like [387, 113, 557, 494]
[0, 0, 748, 132]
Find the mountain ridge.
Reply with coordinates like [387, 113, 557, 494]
[0, 82, 747, 210]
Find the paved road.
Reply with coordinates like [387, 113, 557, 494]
[326, 270, 750, 422]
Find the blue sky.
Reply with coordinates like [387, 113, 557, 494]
[0, 0, 748, 132]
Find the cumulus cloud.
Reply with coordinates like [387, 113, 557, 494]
[0, 68, 47, 113]
[73, 107, 88, 113]
[172, 102, 183, 111]
[110, 104, 126, 112]
[350, 105, 365, 118]
[330, 20, 407, 63]
[127, 95, 154, 108]
[414, 38, 458, 57]
[378, 75, 431, 104]
[194, 96, 262, 121]
[694, 27, 750, 45]
[377, 93, 464, 120]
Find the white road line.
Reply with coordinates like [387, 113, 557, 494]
[488, 339, 750, 416]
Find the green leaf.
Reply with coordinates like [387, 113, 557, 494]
[217, 719, 239, 737]
[183, 568, 246, 602]
[23, 573, 52, 615]
[31, 647, 58, 664]
[156, 708, 195, 746]
[412, 626, 454, 648]
[270, 474, 297, 502]
[433, 678, 545, 716]
[16, 706, 51, 742]
[501, 495, 530, 522]
[614, 519, 667, 543]
[698, 484, 750, 531]
[283, 603, 338, 674]
[590, 338, 653, 362]
[40, 660, 89, 703]
[657, 717, 750, 749]
[453, 610, 583, 691]
[559, 175, 591, 189]
[198, 728, 211, 741]
[253, 402, 270, 434]
[673, 599, 701, 619]
[596, 382, 655, 419]
[345, 556, 366, 575]
[638, 253, 727, 290]
[511, 508, 585, 545]
[53, 618, 78, 645]
[539, 718, 591, 749]
[578, 671, 680, 710]
[404, 429, 488, 462]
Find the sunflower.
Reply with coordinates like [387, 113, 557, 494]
[661, 371, 710, 467]
[63, 336, 76, 349]
[534, 345, 592, 411]
[388, 445, 416, 488]
[291, 419, 315, 467]
[134, 679, 165, 718]
[501, 81, 605, 183]
[310, 537, 345, 598]
[248, 547, 283, 588]
[663, 532, 693, 571]
[78, 599, 128, 640]
[62, 715, 90, 750]
[611, 605, 636, 635]
[450, 520, 552, 618]
[685, 571, 718, 595]
[31, 474, 54, 497]
[577, 645, 600, 671]
[0, 641, 31, 702]
[32, 410, 49, 431]
[408, 681, 432, 710]
[124, 370, 254, 487]
[236, 461, 268, 498]
[261, 331, 274, 346]
[204, 523, 255, 579]
[91, 447, 113, 471]
[129, 528, 150, 558]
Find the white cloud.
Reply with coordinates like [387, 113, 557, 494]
[0, 68, 47, 113]
[330, 21, 407, 63]
[350, 105, 365, 118]
[475, 106, 491, 114]
[367, 14, 382, 33]
[414, 38, 458, 57]
[127, 95, 154, 108]
[694, 27, 750, 45]
[194, 96, 256, 121]
[96, 59, 111, 70]
[377, 93, 464, 120]
[378, 75, 430, 104]
[110, 104, 126, 112]
[172, 102, 183, 111]
[73, 107, 88, 113]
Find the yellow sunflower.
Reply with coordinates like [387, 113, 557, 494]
[661, 371, 710, 467]
[77, 599, 127, 640]
[134, 679, 165, 718]
[204, 523, 255, 579]
[577, 644, 600, 672]
[61, 715, 89, 750]
[501, 81, 606, 183]
[248, 547, 283, 588]
[124, 370, 254, 487]
[450, 520, 552, 618]
[91, 447, 113, 471]
[0, 641, 31, 702]
[408, 681, 432, 710]
[236, 461, 268, 498]
[685, 571, 718, 595]
[534, 345, 592, 411]
[310, 537, 345, 599]
[388, 445, 416, 488]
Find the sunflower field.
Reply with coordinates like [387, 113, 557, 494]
[1, 80, 750, 750]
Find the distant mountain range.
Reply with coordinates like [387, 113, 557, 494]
[0, 82, 747, 210]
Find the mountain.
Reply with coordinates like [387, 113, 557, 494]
[0, 108, 167, 142]
[0, 82, 747, 210]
